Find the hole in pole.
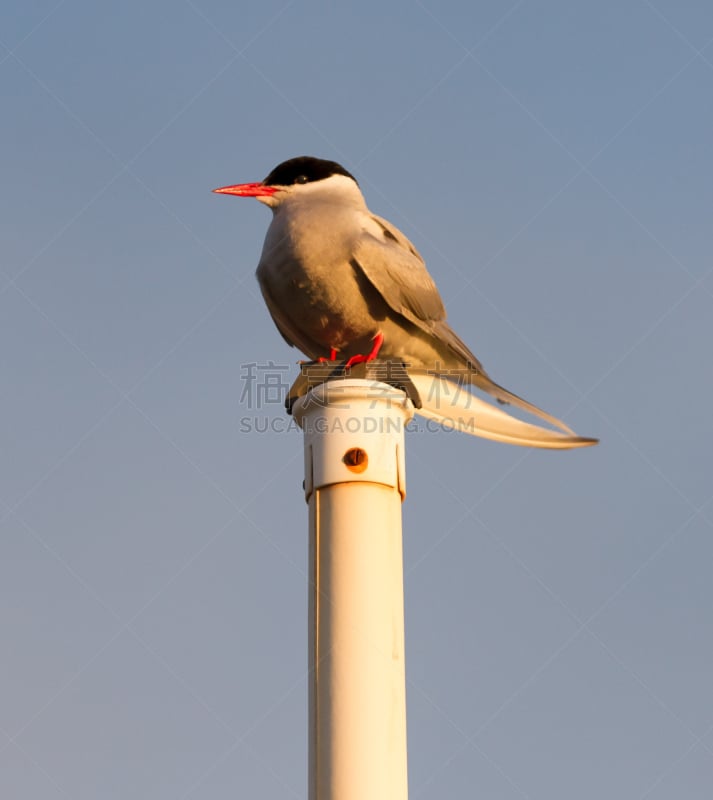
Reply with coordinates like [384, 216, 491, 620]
[343, 447, 368, 473]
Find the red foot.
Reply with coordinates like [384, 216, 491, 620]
[344, 332, 384, 368]
[317, 347, 339, 363]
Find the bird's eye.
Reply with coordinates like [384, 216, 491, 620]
[294, 175, 309, 184]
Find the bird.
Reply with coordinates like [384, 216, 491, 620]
[214, 156, 597, 449]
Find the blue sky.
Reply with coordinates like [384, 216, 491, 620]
[2, 1, 713, 797]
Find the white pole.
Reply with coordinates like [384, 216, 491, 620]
[292, 378, 414, 800]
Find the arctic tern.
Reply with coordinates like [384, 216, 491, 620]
[214, 156, 597, 449]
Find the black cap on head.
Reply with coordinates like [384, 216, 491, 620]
[263, 156, 357, 187]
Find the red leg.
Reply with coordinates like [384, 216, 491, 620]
[317, 347, 339, 363]
[344, 332, 384, 368]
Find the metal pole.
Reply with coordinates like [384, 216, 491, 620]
[292, 379, 414, 800]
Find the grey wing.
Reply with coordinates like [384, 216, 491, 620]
[354, 214, 447, 324]
[358, 217, 576, 435]
[353, 214, 484, 369]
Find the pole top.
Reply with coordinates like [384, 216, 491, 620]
[291, 374, 415, 501]
[285, 360, 422, 415]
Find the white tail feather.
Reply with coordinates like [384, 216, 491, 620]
[410, 374, 598, 450]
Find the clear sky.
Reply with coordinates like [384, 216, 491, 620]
[2, 1, 713, 797]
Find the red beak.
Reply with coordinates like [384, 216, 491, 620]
[212, 182, 277, 197]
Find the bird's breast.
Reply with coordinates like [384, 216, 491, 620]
[256, 207, 390, 355]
